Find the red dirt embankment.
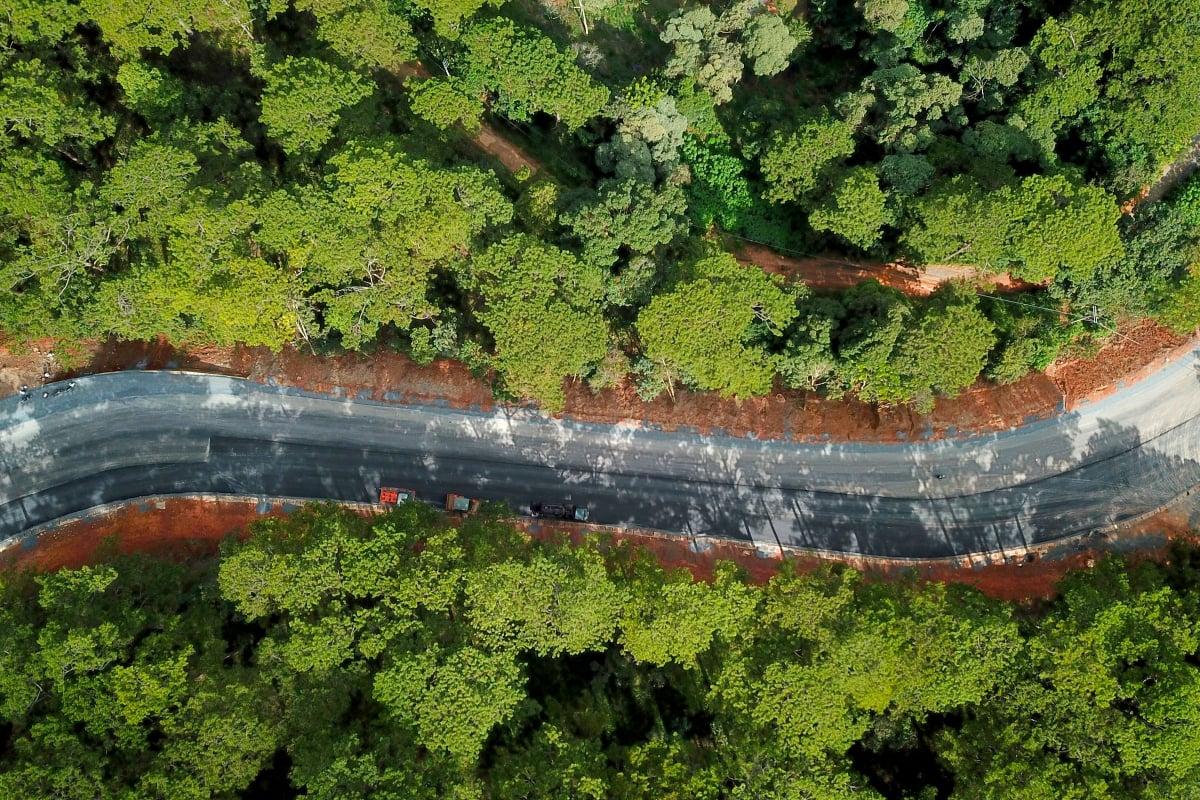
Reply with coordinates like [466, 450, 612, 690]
[1047, 319, 1195, 410]
[1, 318, 1190, 445]
[5, 496, 1195, 603]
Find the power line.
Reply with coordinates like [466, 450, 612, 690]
[1079, 304, 1147, 348]
[974, 291, 1061, 316]
[977, 292, 1148, 350]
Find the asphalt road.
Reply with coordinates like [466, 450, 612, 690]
[3, 353, 1200, 559]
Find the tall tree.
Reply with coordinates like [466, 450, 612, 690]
[466, 234, 609, 411]
[467, 546, 624, 656]
[904, 173, 1125, 284]
[808, 167, 894, 250]
[1018, 0, 1200, 188]
[759, 112, 857, 205]
[296, 0, 418, 70]
[258, 57, 372, 157]
[459, 19, 609, 130]
[560, 177, 689, 267]
[894, 284, 997, 408]
[80, 0, 255, 58]
[636, 253, 797, 398]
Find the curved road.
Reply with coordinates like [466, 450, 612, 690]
[2, 354, 1200, 559]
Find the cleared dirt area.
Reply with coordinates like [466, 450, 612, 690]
[1048, 318, 1195, 410]
[473, 125, 541, 174]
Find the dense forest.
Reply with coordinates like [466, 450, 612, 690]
[2, 0, 1200, 410]
[4, 504, 1200, 798]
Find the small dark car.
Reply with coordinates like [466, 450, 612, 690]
[530, 502, 590, 521]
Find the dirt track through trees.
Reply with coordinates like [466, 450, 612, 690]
[732, 241, 1040, 295]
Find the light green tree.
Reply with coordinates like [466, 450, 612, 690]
[0, 0, 85, 45]
[662, 8, 742, 104]
[636, 253, 797, 397]
[744, 13, 806, 77]
[80, 0, 254, 58]
[619, 562, 756, 667]
[406, 76, 483, 134]
[296, 0, 417, 70]
[760, 112, 857, 204]
[857, 0, 908, 33]
[467, 234, 610, 411]
[259, 57, 372, 156]
[460, 19, 609, 129]
[0, 58, 116, 160]
[862, 64, 963, 149]
[467, 546, 624, 655]
[560, 177, 689, 267]
[374, 644, 524, 764]
[409, 0, 505, 38]
[894, 285, 997, 408]
[808, 167, 894, 250]
[1018, 0, 1200, 186]
[831, 280, 913, 404]
[905, 173, 1125, 284]
[98, 140, 199, 235]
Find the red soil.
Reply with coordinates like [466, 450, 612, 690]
[734, 241, 1040, 297]
[1, 319, 1190, 447]
[1047, 319, 1194, 410]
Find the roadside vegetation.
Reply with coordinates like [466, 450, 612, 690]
[2, 0, 1199, 413]
[4, 505, 1200, 798]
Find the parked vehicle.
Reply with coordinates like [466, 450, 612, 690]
[378, 486, 417, 505]
[530, 502, 589, 522]
[445, 493, 481, 514]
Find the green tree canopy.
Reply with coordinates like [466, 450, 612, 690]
[467, 234, 610, 411]
[808, 166, 894, 250]
[255, 141, 511, 348]
[894, 284, 997, 407]
[296, 0, 418, 70]
[460, 19, 609, 129]
[405, 76, 484, 134]
[905, 173, 1125, 283]
[636, 253, 797, 397]
[560, 177, 689, 267]
[1018, 0, 1200, 188]
[258, 57, 372, 157]
[5, 506, 1200, 798]
[759, 112, 857, 204]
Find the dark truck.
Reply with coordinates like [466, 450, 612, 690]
[530, 502, 590, 522]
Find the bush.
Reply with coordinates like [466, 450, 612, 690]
[680, 134, 754, 230]
[1155, 270, 1200, 334]
[1174, 172, 1200, 229]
